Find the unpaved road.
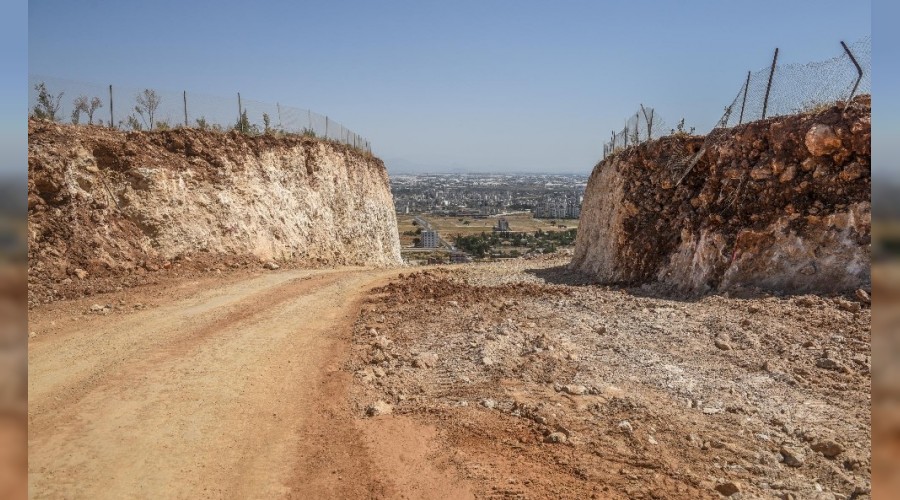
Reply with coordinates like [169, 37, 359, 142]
[27, 259, 873, 499]
[28, 267, 470, 499]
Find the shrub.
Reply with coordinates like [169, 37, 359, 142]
[32, 82, 64, 121]
[134, 89, 161, 129]
[124, 114, 143, 131]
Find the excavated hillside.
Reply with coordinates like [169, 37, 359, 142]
[572, 96, 870, 296]
[27, 120, 401, 305]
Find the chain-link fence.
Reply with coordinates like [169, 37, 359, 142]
[603, 37, 870, 165]
[724, 36, 870, 128]
[28, 75, 372, 152]
[602, 105, 667, 158]
[665, 36, 870, 185]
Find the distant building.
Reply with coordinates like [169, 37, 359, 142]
[565, 195, 581, 219]
[534, 191, 582, 219]
[421, 230, 440, 248]
[493, 217, 510, 233]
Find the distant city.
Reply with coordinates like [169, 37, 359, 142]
[390, 173, 587, 219]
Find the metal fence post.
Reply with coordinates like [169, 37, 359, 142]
[738, 71, 751, 125]
[640, 105, 654, 140]
[237, 92, 242, 132]
[183, 91, 188, 127]
[841, 40, 863, 100]
[762, 48, 778, 120]
[108, 84, 114, 128]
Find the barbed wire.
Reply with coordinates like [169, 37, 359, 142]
[27, 75, 372, 153]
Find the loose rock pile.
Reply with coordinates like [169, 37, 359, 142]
[348, 259, 871, 499]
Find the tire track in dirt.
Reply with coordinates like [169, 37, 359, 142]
[28, 267, 468, 499]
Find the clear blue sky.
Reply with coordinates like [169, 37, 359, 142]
[20, 0, 875, 175]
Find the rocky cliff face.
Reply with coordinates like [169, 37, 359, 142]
[572, 96, 870, 295]
[28, 120, 401, 302]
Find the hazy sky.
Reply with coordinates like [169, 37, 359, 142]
[23, 0, 874, 175]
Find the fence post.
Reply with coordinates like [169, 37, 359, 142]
[183, 91, 188, 127]
[641, 104, 654, 140]
[762, 48, 778, 120]
[841, 40, 863, 100]
[237, 92, 242, 132]
[325, 116, 329, 139]
[108, 84, 114, 128]
[738, 70, 751, 125]
[276, 103, 282, 130]
[636, 112, 641, 142]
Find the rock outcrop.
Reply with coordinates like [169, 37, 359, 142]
[572, 96, 870, 295]
[28, 120, 401, 302]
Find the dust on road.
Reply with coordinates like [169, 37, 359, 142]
[28, 267, 468, 499]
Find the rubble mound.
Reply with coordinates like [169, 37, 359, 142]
[572, 96, 870, 295]
[28, 120, 401, 305]
[348, 261, 871, 498]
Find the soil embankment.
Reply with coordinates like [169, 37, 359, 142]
[572, 96, 871, 295]
[27, 121, 401, 305]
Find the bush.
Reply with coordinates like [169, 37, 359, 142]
[134, 89, 161, 129]
[124, 114, 143, 131]
[32, 82, 63, 121]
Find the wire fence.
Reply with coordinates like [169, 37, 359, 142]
[602, 105, 668, 158]
[725, 37, 870, 127]
[28, 75, 372, 153]
[602, 36, 870, 164]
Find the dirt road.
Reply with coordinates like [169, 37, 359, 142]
[28, 267, 470, 499]
[27, 259, 872, 499]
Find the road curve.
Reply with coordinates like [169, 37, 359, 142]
[28, 267, 439, 499]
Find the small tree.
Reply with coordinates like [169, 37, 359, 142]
[134, 89, 161, 129]
[86, 97, 102, 124]
[73, 96, 87, 123]
[235, 109, 251, 133]
[125, 114, 143, 131]
[196, 116, 209, 129]
[32, 82, 64, 121]
[72, 95, 95, 124]
[262, 112, 271, 134]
